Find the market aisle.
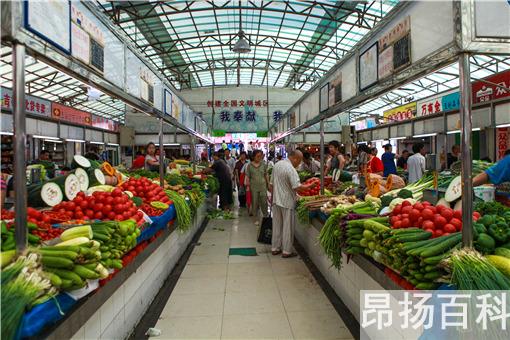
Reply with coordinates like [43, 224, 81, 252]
[153, 208, 354, 339]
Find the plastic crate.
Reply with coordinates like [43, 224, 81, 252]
[136, 204, 176, 244]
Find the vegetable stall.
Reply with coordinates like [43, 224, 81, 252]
[1, 156, 214, 340]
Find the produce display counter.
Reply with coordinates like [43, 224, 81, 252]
[296, 218, 400, 324]
[44, 203, 209, 340]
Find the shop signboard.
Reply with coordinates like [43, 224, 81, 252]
[441, 92, 460, 112]
[1, 87, 51, 118]
[206, 99, 269, 108]
[51, 102, 92, 126]
[383, 102, 417, 122]
[359, 43, 378, 91]
[352, 119, 367, 131]
[24, 0, 71, 54]
[377, 16, 411, 79]
[379, 16, 411, 51]
[71, 22, 90, 64]
[496, 128, 509, 160]
[378, 46, 393, 80]
[91, 116, 119, 132]
[472, 69, 510, 104]
[328, 69, 342, 107]
[417, 96, 442, 117]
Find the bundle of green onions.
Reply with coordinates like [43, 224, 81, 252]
[2, 253, 55, 340]
[318, 209, 346, 269]
[445, 248, 510, 290]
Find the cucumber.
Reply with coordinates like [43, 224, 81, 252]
[423, 271, 443, 280]
[416, 282, 439, 290]
[45, 268, 83, 286]
[71, 155, 91, 169]
[423, 254, 446, 265]
[73, 167, 89, 191]
[27, 182, 63, 207]
[74, 265, 100, 279]
[395, 232, 432, 243]
[419, 234, 462, 258]
[39, 249, 78, 261]
[41, 256, 75, 269]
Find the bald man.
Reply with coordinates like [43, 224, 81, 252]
[269, 150, 318, 257]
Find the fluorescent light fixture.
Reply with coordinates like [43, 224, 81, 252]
[390, 137, 406, 140]
[66, 139, 85, 143]
[33, 135, 59, 140]
[472, 127, 481, 131]
[44, 139, 62, 143]
[164, 143, 180, 146]
[107, 143, 119, 146]
[413, 133, 437, 138]
[371, 139, 384, 143]
[496, 123, 510, 128]
[89, 141, 104, 145]
[0, 131, 13, 135]
[447, 130, 460, 134]
[356, 142, 368, 145]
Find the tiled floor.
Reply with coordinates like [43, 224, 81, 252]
[154, 208, 354, 339]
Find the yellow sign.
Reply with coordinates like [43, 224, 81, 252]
[383, 102, 417, 123]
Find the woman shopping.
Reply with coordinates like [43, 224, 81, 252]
[244, 150, 269, 223]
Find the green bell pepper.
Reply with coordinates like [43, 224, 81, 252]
[488, 223, 510, 243]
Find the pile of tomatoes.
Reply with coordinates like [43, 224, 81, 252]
[51, 189, 144, 223]
[300, 177, 321, 196]
[390, 200, 481, 238]
[120, 177, 171, 205]
[27, 207, 63, 240]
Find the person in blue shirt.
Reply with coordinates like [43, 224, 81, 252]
[381, 144, 397, 177]
[473, 149, 510, 186]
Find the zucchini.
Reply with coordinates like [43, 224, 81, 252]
[48, 174, 81, 200]
[71, 155, 91, 169]
[39, 249, 78, 261]
[41, 256, 75, 269]
[73, 167, 89, 191]
[419, 234, 462, 258]
[27, 182, 63, 207]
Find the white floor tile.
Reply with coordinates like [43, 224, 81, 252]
[228, 253, 270, 264]
[280, 287, 334, 312]
[271, 260, 313, 277]
[192, 244, 230, 256]
[225, 275, 279, 294]
[287, 310, 353, 340]
[223, 291, 285, 315]
[154, 315, 222, 339]
[275, 274, 320, 291]
[161, 293, 225, 317]
[227, 262, 274, 277]
[188, 253, 229, 265]
[181, 264, 228, 278]
[221, 312, 293, 339]
[172, 277, 226, 295]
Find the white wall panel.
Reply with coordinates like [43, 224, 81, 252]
[495, 102, 510, 125]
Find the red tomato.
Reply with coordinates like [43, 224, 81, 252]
[416, 216, 424, 228]
[409, 209, 421, 222]
[123, 211, 131, 220]
[401, 218, 411, 228]
[413, 203, 424, 211]
[473, 211, 481, 221]
[393, 204, 402, 214]
[95, 203, 104, 211]
[423, 221, 435, 230]
[58, 208, 67, 215]
[434, 215, 447, 228]
[401, 213, 409, 219]
[113, 197, 122, 205]
[76, 191, 86, 198]
[421, 208, 434, 220]
[94, 211, 103, 220]
[440, 208, 454, 221]
[75, 211, 84, 219]
[436, 204, 446, 213]
[136, 211, 143, 219]
[390, 216, 399, 225]
[128, 186, 135, 192]
[112, 188, 123, 197]
[442, 232, 451, 236]
[79, 200, 89, 210]
[28, 217, 37, 224]
[453, 210, 462, 219]
[450, 218, 462, 231]
[102, 204, 112, 215]
[108, 212, 116, 220]
[443, 224, 456, 233]
[434, 229, 444, 237]
[115, 214, 124, 221]
[105, 196, 114, 205]
[422, 201, 431, 206]
[27, 207, 39, 217]
[402, 206, 413, 215]
[86, 209, 95, 219]
[402, 200, 412, 208]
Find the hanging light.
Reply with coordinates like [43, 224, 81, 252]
[232, 1, 250, 54]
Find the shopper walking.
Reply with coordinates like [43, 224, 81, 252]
[144, 142, 160, 172]
[247, 141, 254, 157]
[207, 152, 233, 211]
[381, 144, 397, 177]
[235, 152, 248, 207]
[224, 149, 236, 190]
[407, 143, 426, 183]
[324, 141, 345, 176]
[397, 150, 409, 170]
[270, 150, 317, 258]
[357, 144, 370, 176]
[245, 150, 269, 223]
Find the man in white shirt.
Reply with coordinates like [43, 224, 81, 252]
[269, 150, 318, 258]
[407, 143, 426, 183]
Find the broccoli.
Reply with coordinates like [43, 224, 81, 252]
[397, 189, 413, 199]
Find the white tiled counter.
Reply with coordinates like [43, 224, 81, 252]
[295, 219, 395, 323]
[46, 203, 209, 340]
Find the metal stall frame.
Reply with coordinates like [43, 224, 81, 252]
[269, 0, 510, 246]
[1, 1, 212, 252]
